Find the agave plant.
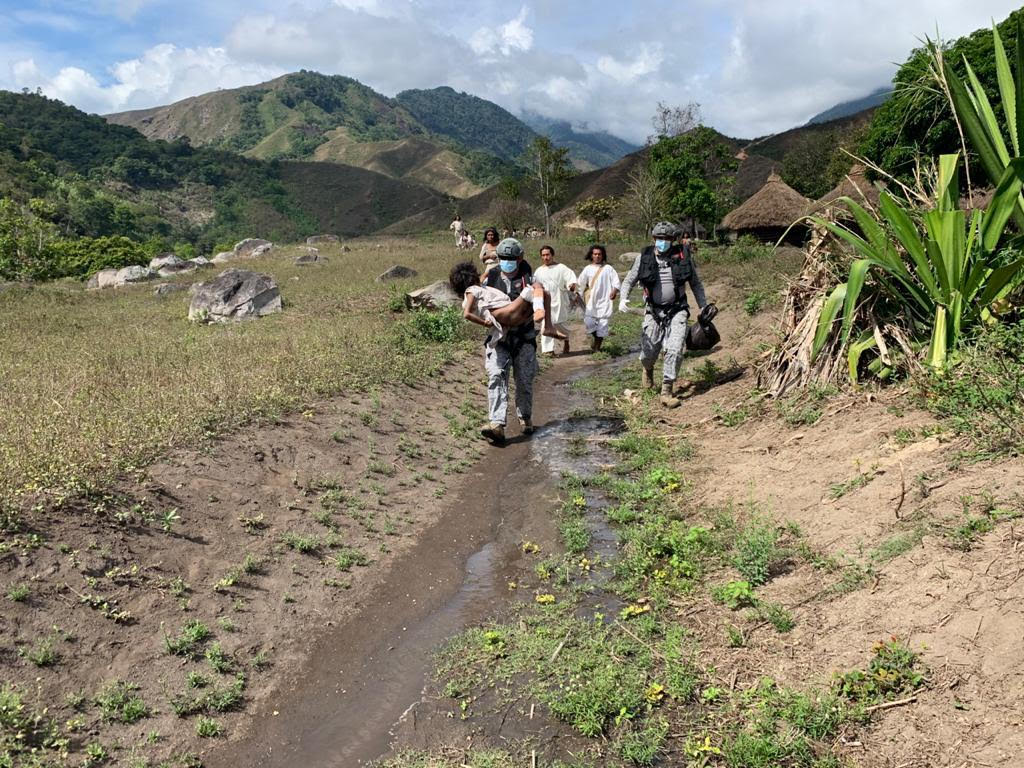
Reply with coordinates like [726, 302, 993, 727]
[810, 153, 1024, 378]
[935, 14, 1024, 226]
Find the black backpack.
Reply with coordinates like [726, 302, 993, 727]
[686, 304, 720, 351]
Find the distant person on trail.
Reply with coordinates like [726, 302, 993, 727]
[533, 245, 578, 357]
[473, 238, 540, 445]
[479, 227, 500, 270]
[459, 231, 476, 249]
[577, 244, 620, 352]
[449, 260, 568, 349]
[619, 221, 710, 408]
[680, 230, 694, 258]
[450, 214, 465, 246]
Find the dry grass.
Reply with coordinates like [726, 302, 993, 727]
[0, 237, 476, 510]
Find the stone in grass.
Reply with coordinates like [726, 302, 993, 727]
[188, 269, 281, 323]
[376, 265, 418, 282]
[618, 251, 640, 265]
[114, 265, 158, 286]
[211, 251, 234, 264]
[233, 238, 273, 259]
[87, 268, 119, 290]
[305, 234, 339, 245]
[189, 256, 213, 269]
[405, 281, 459, 310]
[294, 247, 326, 265]
[154, 283, 190, 297]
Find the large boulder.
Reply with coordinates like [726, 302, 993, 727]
[150, 254, 196, 277]
[306, 234, 339, 245]
[233, 238, 273, 259]
[114, 265, 158, 286]
[405, 281, 459, 310]
[211, 251, 234, 264]
[294, 247, 326, 265]
[189, 256, 213, 269]
[87, 268, 120, 290]
[618, 251, 641, 265]
[188, 269, 282, 323]
[376, 264, 418, 282]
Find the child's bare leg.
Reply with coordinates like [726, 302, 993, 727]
[537, 287, 568, 340]
[490, 296, 534, 327]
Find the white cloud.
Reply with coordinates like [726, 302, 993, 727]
[471, 5, 533, 56]
[9, 44, 283, 114]
[597, 47, 662, 84]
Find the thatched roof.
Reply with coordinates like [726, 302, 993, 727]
[721, 172, 811, 231]
[810, 165, 884, 217]
[960, 187, 995, 211]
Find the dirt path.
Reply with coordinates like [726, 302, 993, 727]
[202, 335, 616, 766]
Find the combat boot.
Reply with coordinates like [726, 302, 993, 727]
[659, 381, 681, 409]
[641, 366, 655, 390]
[480, 422, 506, 444]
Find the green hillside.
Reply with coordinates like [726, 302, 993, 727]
[521, 111, 639, 170]
[0, 89, 442, 280]
[394, 86, 539, 163]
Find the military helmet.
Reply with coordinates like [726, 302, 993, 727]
[651, 221, 677, 238]
[496, 238, 524, 259]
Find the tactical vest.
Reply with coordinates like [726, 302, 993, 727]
[484, 268, 537, 344]
[638, 245, 693, 306]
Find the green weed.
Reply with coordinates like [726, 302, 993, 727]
[95, 680, 149, 724]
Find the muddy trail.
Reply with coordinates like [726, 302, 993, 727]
[205, 339, 630, 767]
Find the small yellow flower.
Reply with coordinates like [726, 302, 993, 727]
[535, 593, 555, 604]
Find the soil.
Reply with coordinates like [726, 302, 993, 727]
[5, 277, 1023, 768]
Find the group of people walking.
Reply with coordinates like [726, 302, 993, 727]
[448, 221, 711, 444]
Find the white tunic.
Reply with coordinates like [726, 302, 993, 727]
[533, 263, 577, 325]
[578, 263, 621, 320]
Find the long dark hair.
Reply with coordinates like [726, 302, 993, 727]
[449, 261, 481, 297]
[587, 244, 607, 263]
[483, 227, 499, 244]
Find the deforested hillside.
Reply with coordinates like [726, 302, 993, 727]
[0, 89, 443, 280]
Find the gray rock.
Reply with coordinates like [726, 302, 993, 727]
[405, 281, 459, 310]
[618, 251, 641, 265]
[376, 264, 418, 282]
[87, 269, 119, 290]
[188, 269, 282, 323]
[153, 283, 189, 297]
[233, 238, 273, 259]
[149, 253, 181, 271]
[211, 251, 234, 264]
[294, 247, 326, 265]
[305, 234, 339, 245]
[115, 265, 158, 286]
[189, 257, 213, 269]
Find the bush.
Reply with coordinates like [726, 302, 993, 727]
[924, 321, 1024, 455]
[732, 234, 773, 262]
[49, 235, 152, 279]
[408, 306, 463, 344]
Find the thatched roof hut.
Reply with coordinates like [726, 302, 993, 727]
[810, 165, 884, 218]
[720, 172, 811, 244]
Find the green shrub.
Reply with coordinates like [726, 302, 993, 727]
[924, 320, 1024, 455]
[407, 306, 463, 343]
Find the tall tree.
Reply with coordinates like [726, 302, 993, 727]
[649, 126, 738, 235]
[623, 162, 670, 235]
[526, 137, 573, 236]
[575, 196, 619, 242]
[649, 101, 702, 142]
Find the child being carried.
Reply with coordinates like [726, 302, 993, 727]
[449, 260, 568, 348]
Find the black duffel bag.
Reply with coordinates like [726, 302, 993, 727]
[685, 303, 721, 351]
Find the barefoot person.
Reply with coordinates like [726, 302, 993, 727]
[449, 261, 568, 349]
[532, 245, 577, 356]
[469, 238, 540, 444]
[577, 244, 620, 352]
[618, 221, 709, 408]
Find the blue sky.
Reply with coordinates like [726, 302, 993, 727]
[2, 0, 1022, 143]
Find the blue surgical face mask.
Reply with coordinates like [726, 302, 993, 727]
[499, 259, 518, 274]
[655, 239, 671, 253]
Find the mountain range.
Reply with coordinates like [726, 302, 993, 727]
[106, 72, 638, 200]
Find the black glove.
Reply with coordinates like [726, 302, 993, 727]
[699, 303, 718, 324]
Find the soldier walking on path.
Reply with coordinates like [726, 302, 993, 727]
[618, 222, 710, 408]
